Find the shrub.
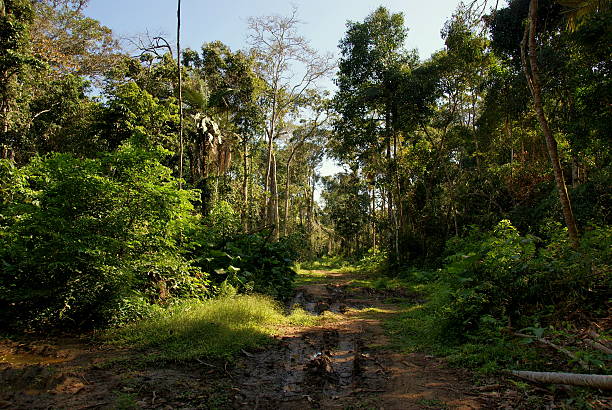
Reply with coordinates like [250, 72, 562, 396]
[0, 146, 208, 329]
[438, 220, 611, 340]
[192, 230, 298, 300]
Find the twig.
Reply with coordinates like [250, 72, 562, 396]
[514, 333, 589, 370]
[585, 339, 612, 356]
[77, 403, 108, 410]
[195, 358, 217, 368]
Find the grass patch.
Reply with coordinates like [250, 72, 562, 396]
[294, 269, 331, 286]
[299, 255, 350, 270]
[104, 294, 320, 362]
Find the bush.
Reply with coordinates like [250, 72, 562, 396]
[191, 230, 298, 300]
[0, 146, 208, 329]
[438, 220, 611, 341]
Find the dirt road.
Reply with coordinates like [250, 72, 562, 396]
[230, 269, 485, 409]
[1, 269, 496, 409]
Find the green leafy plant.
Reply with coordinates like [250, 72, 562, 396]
[0, 145, 207, 329]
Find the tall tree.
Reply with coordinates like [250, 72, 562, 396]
[0, 0, 36, 159]
[521, 0, 579, 247]
[31, 0, 120, 80]
[247, 7, 333, 240]
[177, 0, 184, 188]
[333, 6, 415, 263]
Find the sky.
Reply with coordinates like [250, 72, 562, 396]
[84, 0, 465, 182]
[85, 0, 464, 59]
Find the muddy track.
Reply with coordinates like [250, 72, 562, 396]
[0, 270, 513, 409]
[229, 270, 485, 409]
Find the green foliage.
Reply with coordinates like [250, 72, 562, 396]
[192, 230, 298, 300]
[437, 220, 610, 340]
[101, 82, 178, 151]
[0, 145, 206, 329]
[387, 219, 610, 376]
[203, 200, 241, 239]
[356, 248, 388, 272]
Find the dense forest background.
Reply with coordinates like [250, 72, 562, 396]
[0, 0, 609, 358]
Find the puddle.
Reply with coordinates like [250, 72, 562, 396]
[0, 352, 69, 366]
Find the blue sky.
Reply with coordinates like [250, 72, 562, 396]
[84, 0, 465, 180]
[85, 0, 465, 63]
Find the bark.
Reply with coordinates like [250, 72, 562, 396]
[309, 172, 315, 232]
[305, 186, 311, 230]
[370, 184, 377, 248]
[521, 0, 579, 248]
[283, 158, 292, 237]
[508, 370, 612, 390]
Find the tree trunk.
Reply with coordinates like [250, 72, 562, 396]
[371, 184, 377, 249]
[283, 158, 292, 237]
[267, 152, 280, 241]
[309, 172, 315, 232]
[521, 0, 579, 248]
[242, 140, 250, 232]
[177, 0, 184, 189]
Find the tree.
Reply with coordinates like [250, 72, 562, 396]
[557, 0, 611, 30]
[0, 0, 37, 159]
[177, 0, 184, 188]
[183, 41, 264, 225]
[521, 0, 580, 247]
[31, 0, 120, 79]
[247, 7, 334, 240]
[333, 6, 416, 264]
[322, 172, 370, 256]
[281, 90, 329, 236]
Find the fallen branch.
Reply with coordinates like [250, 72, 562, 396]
[514, 333, 589, 370]
[584, 339, 612, 355]
[507, 370, 612, 390]
[587, 330, 603, 341]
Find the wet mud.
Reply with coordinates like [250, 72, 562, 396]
[229, 277, 484, 409]
[0, 270, 506, 409]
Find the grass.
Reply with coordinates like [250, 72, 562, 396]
[293, 269, 331, 286]
[298, 255, 350, 270]
[382, 279, 550, 376]
[295, 263, 408, 291]
[104, 294, 321, 362]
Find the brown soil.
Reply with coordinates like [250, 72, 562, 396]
[228, 271, 485, 409]
[1, 269, 586, 409]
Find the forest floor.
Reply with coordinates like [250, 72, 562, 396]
[0, 268, 569, 409]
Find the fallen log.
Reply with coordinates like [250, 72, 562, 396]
[507, 370, 612, 390]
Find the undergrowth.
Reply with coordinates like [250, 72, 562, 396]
[385, 220, 611, 377]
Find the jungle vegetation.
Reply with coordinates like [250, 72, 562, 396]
[0, 0, 609, 385]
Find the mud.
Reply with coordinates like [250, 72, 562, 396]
[0, 269, 552, 409]
[228, 275, 485, 409]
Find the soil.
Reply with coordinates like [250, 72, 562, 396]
[0, 269, 593, 409]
